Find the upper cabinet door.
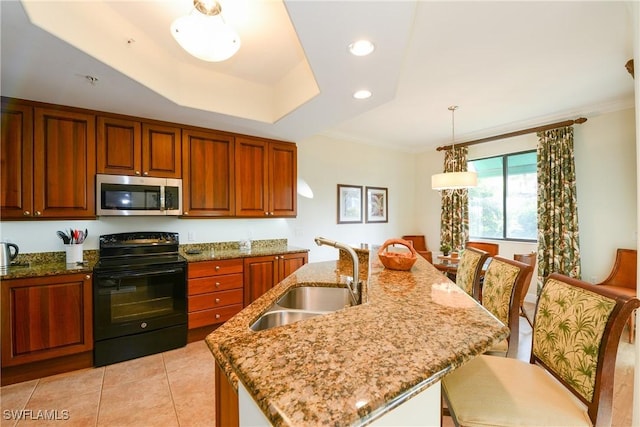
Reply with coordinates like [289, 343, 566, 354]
[182, 129, 235, 217]
[269, 141, 297, 217]
[33, 107, 96, 218]
[235, 137, 269, 217]
[234, 136, 297, 218]
[97, 116, 142, 176]
[0, 99, 33, 219]
[142, 123, 181, 178]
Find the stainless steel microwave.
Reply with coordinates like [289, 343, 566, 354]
[96, 174, 182, 216]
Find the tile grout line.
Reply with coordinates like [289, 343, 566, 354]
[162, 353, 181, 427]
[12, 378, 40, 427]
[94, 367, 105, 427]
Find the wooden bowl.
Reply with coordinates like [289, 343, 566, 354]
[377, 238, 418, 271]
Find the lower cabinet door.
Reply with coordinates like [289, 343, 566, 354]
[1, 273, 93, 367]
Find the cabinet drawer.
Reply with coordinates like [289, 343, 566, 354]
[188, 259, 243, 278]
[189, 289, 243, 312]
[188, 304, 242, 329]
[188, 273, 243, 295]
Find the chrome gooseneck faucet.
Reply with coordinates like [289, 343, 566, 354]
[314, 237, 361, 305]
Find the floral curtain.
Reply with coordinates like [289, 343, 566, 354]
[440, 147, 470, 252]
[536, 126, 581, 293]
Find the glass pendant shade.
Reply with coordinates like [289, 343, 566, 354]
[431, 171, 477, 190]
[171, 12, 240, 62]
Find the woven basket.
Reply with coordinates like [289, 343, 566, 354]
[378, 238, 418, 271]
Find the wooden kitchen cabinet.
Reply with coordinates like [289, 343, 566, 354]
[1, 100, 96, 219]
[33, 106, 96, 218]
[235, 136, 297, 218]
[1, 98, 33, 219]
[97, 116, 181, 178]
[243, 252, 308, 305]
[1, 273, 93, 368]
[181, 129, 235, 217]
[187, 259, 244, 329]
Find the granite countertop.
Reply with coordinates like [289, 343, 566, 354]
[180, 243, 309, 263]
[0, 251, 98, 280]
[1, 240, 309, 280]
[205, 253, 509, 426]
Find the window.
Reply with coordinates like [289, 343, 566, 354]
[468, 151, 537, 241]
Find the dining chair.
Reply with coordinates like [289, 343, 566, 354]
[453, 247, 489, 300]
[401, 235, 432, 263]
[442, 273, 640, 427]
[465, 241, 499, 257]
[513, 252, 536, 322]
[480, 256, 532, 358]
[593, 248, 637, 343]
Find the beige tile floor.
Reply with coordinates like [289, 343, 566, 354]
[1, 341, 215, 427]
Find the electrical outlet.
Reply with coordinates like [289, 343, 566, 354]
[187, 231, 195, 242]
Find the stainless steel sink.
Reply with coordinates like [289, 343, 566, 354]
[250, 310, 321, 331]
[276, 286, 352, 311]
[250, 285, 354, 332]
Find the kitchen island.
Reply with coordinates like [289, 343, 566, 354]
[206, 249, 509, 426]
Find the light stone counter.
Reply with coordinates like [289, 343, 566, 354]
[205, 251, 509, 426]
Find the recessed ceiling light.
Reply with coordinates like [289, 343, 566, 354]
[353, 90, 372, 100]
[348, 40, 375, 56]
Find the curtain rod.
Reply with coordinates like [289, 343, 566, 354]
[436, 117, 587, 151]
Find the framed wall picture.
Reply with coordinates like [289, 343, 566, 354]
[365, 186, 388, 223]
[337, 184, 363, 224]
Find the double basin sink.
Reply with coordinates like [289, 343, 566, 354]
[250, 285, 354, 332]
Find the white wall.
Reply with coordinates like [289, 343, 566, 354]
[0, 134, 417, 264]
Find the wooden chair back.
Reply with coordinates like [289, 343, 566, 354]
[595, 248, 637, 343]
[531, 273, 640, 425]
[455, 247, 489, 300]
[401, 235, 432, 263]
[465, 241, 499, 257]
[481, 256, 533, 357]
[597, 248, 637, 291]
[513, 252, 536, 310]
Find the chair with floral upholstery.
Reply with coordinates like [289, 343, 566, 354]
[443, 273, 640, 427]
[480, 256, 532, 358]
[454, 247, 489, 300]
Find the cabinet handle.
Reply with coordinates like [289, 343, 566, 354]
[215, 298, 221, 303]
[215, 314, 221, 319]
[215, 282, 221, 288]
[274, 256, 279, 260]
[183, 211, 189, 215]
[135, 170, 141, 175]
[85, 275, 91, 280]
[23, 211, 30, 216]
[143, 171, 149, 176]
[35, 211, 42, 216]
[215, 266, 220, 271]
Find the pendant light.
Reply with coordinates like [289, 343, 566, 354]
[431, 106, 477, 191]
[170, 0, 241, 62]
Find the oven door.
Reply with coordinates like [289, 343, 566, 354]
[93, 263, 187, 341]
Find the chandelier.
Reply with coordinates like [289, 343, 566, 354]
[431, 106, 477, 190]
